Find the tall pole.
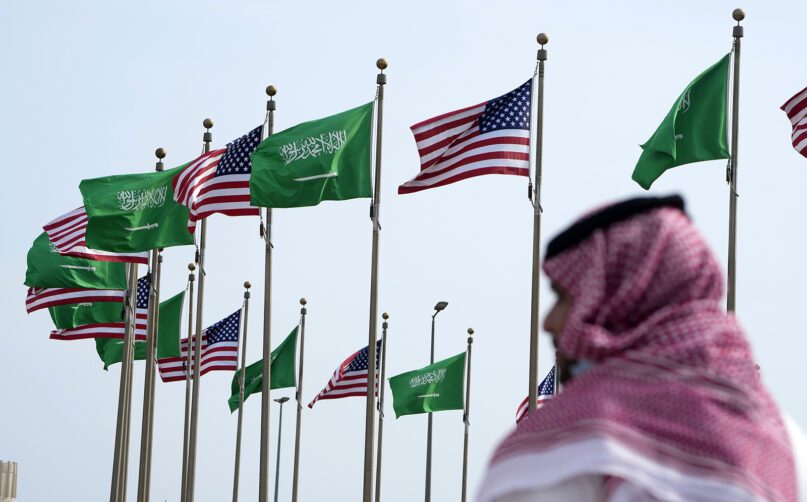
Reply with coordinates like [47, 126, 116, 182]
[273, 397, 290, 502]
[119, 263, 139, 502]
[109, 262, 139, 502]
[726, 9, 744, 313]
[425, 301, 447, 502]
[363, 58, 387, 502]
[180, 264, 195, 502]
[528, 33, 549, 413]
[137, 148, 166, 502]
[374, 313, 390, 502]
[232, 282, 252, 502]
[461, 328, 474, 502]
[291, 298, 307, 502]
[258, 84, 277, 502]
[186, 118, 213, 502]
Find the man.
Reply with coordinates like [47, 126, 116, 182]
[478, 195, 804, 501]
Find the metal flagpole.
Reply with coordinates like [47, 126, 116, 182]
[374, 313, 389, 502]
[273, 397, 290, 502]
[180, 264, 195, 502]
[528, 33, 548, 413]
[186, 118, 213, 502]
[258, 84, 277, 502]
[137, 148, 166, 502]
[110, 262, 138, 502]
[461, 328, 474, 502]
[232, 282, 251, 502]
[291, 298, 307, 502]
[726, 9, 744, 313]
[363, 58, 387, 502]
[120, 264, 138, 502]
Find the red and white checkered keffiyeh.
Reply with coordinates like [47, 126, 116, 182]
[479, 205, 797, 501]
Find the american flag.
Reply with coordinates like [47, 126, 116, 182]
[49, 276, 149, 341]
[308, 339, 382, 408]
[515, 366, 556, 424]
[157, 309, 240, 382]
[781, 86, 807, 158]
[26, 286, 124, 314]
[172, 126, 263, 232]
[42, 207, 149, 263]
[398, 80, 532, 194]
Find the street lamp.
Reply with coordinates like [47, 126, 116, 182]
[274, 397, 290, 502]
[425, 301, 448, 502]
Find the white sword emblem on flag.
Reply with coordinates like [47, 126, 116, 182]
[293, 172, 337, 182]
[125, 223, 159, 231]
[60, 265, 96, 271]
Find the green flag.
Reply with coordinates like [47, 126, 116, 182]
[228, 326, 298, 412]
[632, 54, 730, 189]
[388, 351, 466, 418]
[249, 102, 373, 208]
[25, 232, 127, 289]
[49, 301, 123, 329]
[94, 290, 184, 369]
[80, 164, 195, 253]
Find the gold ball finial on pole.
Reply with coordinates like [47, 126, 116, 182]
[202, 118, 214, 130]
[467, 328, 474, 336]
[732, 8, 745, 22]
[244, 281, 252, 289]
[299, 298, 307, 306]
[266, 85, 277, 97]
[155, 148, 166, 159]
[376, 58, 388, 71]
[382, 312, 389, 320]
[537, 33, 549, 47]
[188, 263, 196, 271]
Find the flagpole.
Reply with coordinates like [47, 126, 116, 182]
[461, 328, 474, 502]
[120, 277, 137, 502]
[726, 9, 744, 313]
[109, 261, 138, 502]
[186, 118, 213, 502]
[180, 263, 195, 502]
[232, 282, 251, 502]
[291, 297, 307, 502]
[136, 148, 166, 502]
[374, 312, 389, 502]
[528, 33, 548, 413]
[258, 85, 277, 502]
[363, 58, 387, 502]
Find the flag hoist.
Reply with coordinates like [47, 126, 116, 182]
[291, 298, 308, 502]
[374, 312, 389, 502]
[258, 84, 277, 502]
[363, 58, 387, 502]
[185, 118, 214, 502]
[461, 328, 474, 502]
[136, 148, 166, 502]
[726, 8, 744, 312]
[109, 260, 138, 502]
[527, 33, 549, 414]
[232, 282, 251, 502]
[180, 263, 195, 502]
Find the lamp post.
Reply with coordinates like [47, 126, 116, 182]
[274, 397, 290, 502]
[425, 301, 448, 502]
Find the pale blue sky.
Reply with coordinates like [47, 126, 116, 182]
[2, 1, 806, 500]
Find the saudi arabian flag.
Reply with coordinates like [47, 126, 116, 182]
[25, 232, 127, 289]
[632, 54, 731, 190]
[49, 301, 123, 329]
[228, 326, 297, 412]
[80, 164, 195, 253]
[249, 102, 373, 208]
[95, 290, 184, 369]
[389, 352, 466, 418]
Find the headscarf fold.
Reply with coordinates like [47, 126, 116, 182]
[478, 201, 796, 501]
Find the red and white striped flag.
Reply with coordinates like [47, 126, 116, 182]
[49, 276, 149, 341]
[172, 127, 262, 232]
[515, 366, 556, 424]
[308, 340, 381, 408]
[43, 207, 148, 264]
[25, 287, 124, 314]
[782, 86, 807, 159]
[398, 80, 532, 194]
[157, 309, 240, 382]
